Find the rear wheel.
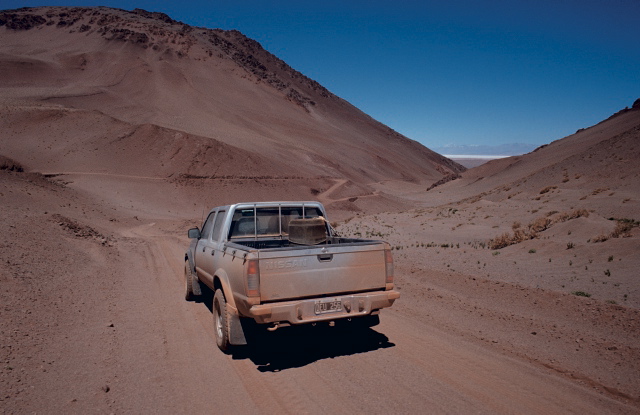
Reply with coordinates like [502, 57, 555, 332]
[213, 289, 231, 352]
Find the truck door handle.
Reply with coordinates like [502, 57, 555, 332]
[202, 247, 205, 252]
[318, 254, 333, 262]
[211, 250, 215, 256]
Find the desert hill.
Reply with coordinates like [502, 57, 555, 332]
[2, 6, 640, 414]
[434, 103, 640, 216]
[0, 6, 463, 210]
[334, 103, 640, 404]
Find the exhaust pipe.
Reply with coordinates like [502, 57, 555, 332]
[267, 323, 280, 332]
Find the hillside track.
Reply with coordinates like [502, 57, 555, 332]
[104, 220, 636, 414]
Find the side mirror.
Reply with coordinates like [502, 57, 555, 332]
[188, 227, 201, 239]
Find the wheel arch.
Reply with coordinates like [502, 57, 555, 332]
[212, 268, 236, 309]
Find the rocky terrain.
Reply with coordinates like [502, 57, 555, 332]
[1, 6, 639, 414]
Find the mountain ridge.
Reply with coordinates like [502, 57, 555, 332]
[0, 6, 464, 191]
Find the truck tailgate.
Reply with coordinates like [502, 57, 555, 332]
[258, 243, 386, 302]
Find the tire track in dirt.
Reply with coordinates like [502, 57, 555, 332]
[316, 178, 349, 205]
[106, 222, 260, 413]
[125, 220, 638, 414]
[316, 178, 380, 206]
[41, 171, 167, 181]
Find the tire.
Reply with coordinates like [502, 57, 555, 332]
[213, 289, 231, 352]
[184, 260, 198, 301]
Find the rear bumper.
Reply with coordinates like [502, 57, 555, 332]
[246, 290, 400, 325]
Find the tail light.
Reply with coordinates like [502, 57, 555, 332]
[246, 259, 260, 297]
[384, 249, 394, 285]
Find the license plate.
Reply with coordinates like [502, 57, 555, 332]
[314, 299, 342, 315]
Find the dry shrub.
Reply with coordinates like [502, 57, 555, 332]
[489, 232, 512, 250]
[0, 156, 24, 172]
[539, 185, 557, 194]
[590, 219, 638, 242]
[489, 209, 592, 250]
[512, 229, 529, 243]
[592, 234, 609, 243]
[488, 229, 530, 250]
[555, 209, 589, 223]
[528, 217, 552, 233]
[570, 209, 589, 219]
[611, 220, 637, 238]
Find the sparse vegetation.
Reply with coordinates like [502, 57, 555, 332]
[572, 291, 592, 298]
[591, 218, 639, 243]
[591, 233, 609, 243]
[610, 218, 640, 238]
[0, 156, 24, 172]
[488, 209, 589, 250]
[539, 185, 557, 194]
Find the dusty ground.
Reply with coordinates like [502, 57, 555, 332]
[1, 164, 639, 414]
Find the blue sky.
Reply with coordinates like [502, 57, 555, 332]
[3, 0, 639, 150]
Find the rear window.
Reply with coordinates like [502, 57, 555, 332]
[228, 206, 323, 239]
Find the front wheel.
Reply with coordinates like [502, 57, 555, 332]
[184, 260, 199, 301]
[213, 289, 231, 352]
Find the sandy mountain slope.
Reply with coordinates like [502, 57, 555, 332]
[2, 6, 640, 414]
[0, 6, 463, 195]
[438, 105, 640, 211]
[336, 103, 640, 404]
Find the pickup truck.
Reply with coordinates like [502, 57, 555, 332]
[184, 201, 400, 351]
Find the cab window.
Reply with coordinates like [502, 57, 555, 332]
[201, 212, 216, 240]
[211, 211, 226, 242]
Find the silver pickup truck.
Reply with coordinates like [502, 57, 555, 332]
[184, 201, 399, 351]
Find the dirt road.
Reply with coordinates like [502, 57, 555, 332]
[1, 171, 638, 414]
[108, 220, 640, 413]
[86, 219, 636, 414]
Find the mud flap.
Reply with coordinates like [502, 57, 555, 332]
[228, 309, 248, 346]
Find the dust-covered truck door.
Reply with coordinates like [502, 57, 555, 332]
[194, 210, 218, 287]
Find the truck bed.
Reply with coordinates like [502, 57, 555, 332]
[229, 237, 380, 251]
